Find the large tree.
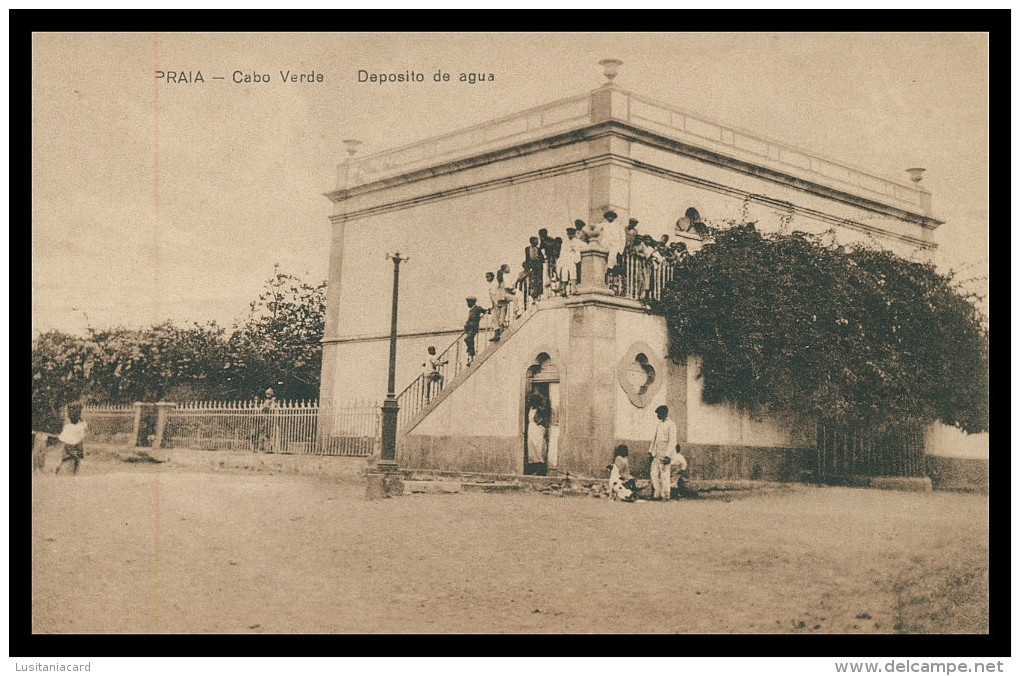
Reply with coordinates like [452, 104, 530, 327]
[656, 223, 989, 434]
[226, 266, 326, 401]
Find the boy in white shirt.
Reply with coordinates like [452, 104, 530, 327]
[56, 403, 87, 475]
[423, 346, 448, 401]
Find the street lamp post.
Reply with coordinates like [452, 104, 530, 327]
[379, 252, 407, 472]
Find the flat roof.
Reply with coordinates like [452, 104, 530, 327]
[333, 83, 937, 223]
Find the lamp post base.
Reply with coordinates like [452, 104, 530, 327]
[379, 396, 400, 470]
[365, 469, 404, 500]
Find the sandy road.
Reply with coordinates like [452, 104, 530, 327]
[31, 463, 988, 634]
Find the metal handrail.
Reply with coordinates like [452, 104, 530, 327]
[395, 320, 496, 431]
[393, 253, 683, 430]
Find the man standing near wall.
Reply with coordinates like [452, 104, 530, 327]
[648, 405, 678, 501]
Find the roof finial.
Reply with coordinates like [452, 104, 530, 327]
[906, 167, 926, 184]
[599, 59, 623, 86]
[343, 139, 362, 158]
[338, 139, 364, 189]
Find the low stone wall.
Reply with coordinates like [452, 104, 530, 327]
[369, 468, 799, 500]
[926, 455, 989, 493]
[158, 448, 373, 480]
[826, 474, 933, 492]
[39, 442, 374, 481]
[398, 434, 520, 474]
[683, 443, 815, 482]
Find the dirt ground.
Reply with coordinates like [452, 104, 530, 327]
[31, 458, 988, 634]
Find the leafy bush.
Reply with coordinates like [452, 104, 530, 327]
[32, 267, 326, 430]
[656, 224, 988, 434]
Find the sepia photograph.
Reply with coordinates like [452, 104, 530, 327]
[29, 31, 990, 645]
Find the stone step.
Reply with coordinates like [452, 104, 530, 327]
[461, 482, 520, 493]
[402, 480, 463, 494]
[402, 479, 522, 495]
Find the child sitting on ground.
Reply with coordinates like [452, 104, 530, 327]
[55, 403, 87, 475]
[607, 444, 637, 501]
[670, 443, 697, 499]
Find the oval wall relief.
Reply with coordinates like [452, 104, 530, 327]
[617, 341, 664, 408]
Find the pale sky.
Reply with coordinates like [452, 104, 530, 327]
[31, 32, 989, 337]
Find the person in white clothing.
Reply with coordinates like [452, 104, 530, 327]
[486, 271, 505, 339]
[56, 403, 88, 475]
[670, 443, 694, 499]
[422, 346, 448, 402]
[608, 444, 636, 501]
[526, 394, 549, 475]
[557, 227, 581, 296]
[647, 405, 678, 500]
[600, 211, 624, 291]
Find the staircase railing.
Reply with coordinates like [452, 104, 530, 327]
[396, 321, 494, 430]
[612, 251, 678, 302]
[393, 253, 680, 430]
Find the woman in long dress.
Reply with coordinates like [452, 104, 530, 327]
[526, 394, 548, 475]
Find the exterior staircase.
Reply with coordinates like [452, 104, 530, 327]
[396, 301, 540, 436]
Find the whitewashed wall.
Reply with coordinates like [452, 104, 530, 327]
[685, 355, 811, 448]
[925, 421, 989, 459]
[334, 171, 590, 339]
[627, 161, 930, 261]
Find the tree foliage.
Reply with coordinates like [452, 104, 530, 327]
[32, 268, 326, 431]
[226, 268, 326, 401]
[656, 224, 989, 434]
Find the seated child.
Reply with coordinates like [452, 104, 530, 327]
[607, 444, 637, 502]
[670, 443, 697, 499]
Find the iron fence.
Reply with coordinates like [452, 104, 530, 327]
[318, 399, 382, 456]
[816, 422, 926, 481]
[81, 404, 136, 445]
[79, 400, 380, 456]
[164, 400, 321, 453]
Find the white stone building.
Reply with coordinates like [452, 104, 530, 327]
[319, 64, 946, 480]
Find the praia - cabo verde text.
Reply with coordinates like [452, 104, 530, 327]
[155, 70, 326, 84]
[357, 69, 495, 84]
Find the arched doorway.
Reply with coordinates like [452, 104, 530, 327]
[524, 352, 560, 475]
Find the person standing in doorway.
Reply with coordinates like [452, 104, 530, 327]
[648, 405, 678, 501]
[526, 394, 549, 476]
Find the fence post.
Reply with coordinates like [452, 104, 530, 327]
[153, 402, 177, 451]
[131, 402, 143, 448]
